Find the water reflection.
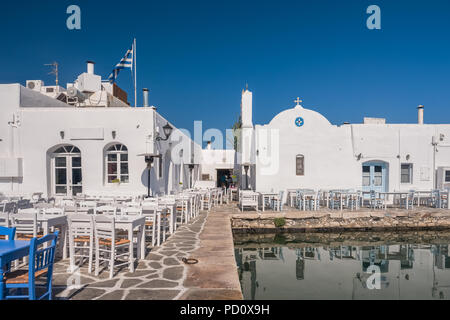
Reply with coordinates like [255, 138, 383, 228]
[234, 232, 450, 300]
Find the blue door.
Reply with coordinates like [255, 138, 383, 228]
[362, 162, 387, 193]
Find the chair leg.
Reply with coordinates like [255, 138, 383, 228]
[95, 242, 100, 277]
[109, 250, 114, 279]
[69, 239, 76, 273]
[88, 240, 93, 274]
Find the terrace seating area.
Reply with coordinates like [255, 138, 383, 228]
[238, 188, 450, 212]
[0, 187, 226, 300]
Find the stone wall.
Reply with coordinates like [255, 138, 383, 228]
[231, 209, 450, 233]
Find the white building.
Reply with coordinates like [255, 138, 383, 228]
[0, 62, 205, 198]
[239, 89, 450, 194]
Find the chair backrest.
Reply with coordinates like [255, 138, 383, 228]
[142, 198, 159, 205]
[11, 212, 38, 237]
[121, 207, 142, 216]
[68, 214, 94, 238]
[17, 199, 32, 210]
[78, 201, 98, 208]
[0, 226, 15, 240]
[94, 216, 115, 241]
[2, 202, 16, 214]
[0, 212, 10, 228]
[29, 231, 59, 285]
[19, 207, 41, 214]
[124, 201, 142, 208]
[59, 199, 76, 207]
[95, 206, 117, 216]
[43, 208, 65, 216]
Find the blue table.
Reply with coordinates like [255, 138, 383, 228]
[0, 240, 30, 300]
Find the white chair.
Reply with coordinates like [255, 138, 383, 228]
[68, 214, 95, 273]
[0, 212, 10, 228]
[271, 191, 285, 212]
[94, 216, 131, 279]
[94, 205, 117, 216]
[201, 192, 212, 211]
[0, 213, 11, 240]
[120, 207, 142, 217]
[240, 191, 259, 212]
[142, 205, 158, 247]
[43, 207, 65, 216]
[78, 200, 98, 209]
[11, 211, 41, 240]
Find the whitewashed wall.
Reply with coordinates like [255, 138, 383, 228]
[0, 84, 202, 198]
[254, 103, 450, 193]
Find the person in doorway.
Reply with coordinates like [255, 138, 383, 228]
[220, 174, 227, 189]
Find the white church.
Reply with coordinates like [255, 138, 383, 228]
[1, 60, 450, 200]
[238, 89, 450, 194]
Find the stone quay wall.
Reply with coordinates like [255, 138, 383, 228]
[231, 209, 450, 234]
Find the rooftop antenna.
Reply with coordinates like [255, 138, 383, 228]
[44, 62, 59, 86]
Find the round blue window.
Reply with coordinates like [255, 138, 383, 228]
[295, 117, 305, 127]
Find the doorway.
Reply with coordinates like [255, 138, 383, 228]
[51, 145, 83, 197]
[362, 161, 388, 193]
[216, 169, 233, 188]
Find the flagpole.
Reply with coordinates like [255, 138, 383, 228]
[134, 38, 137, 108]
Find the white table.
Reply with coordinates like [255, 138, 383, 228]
[379, 192, 411, 210]
[260, 193, 279, 212]
[38, 214, 68, 259]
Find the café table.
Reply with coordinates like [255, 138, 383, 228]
[260, 192, 279, 212]
[37, 214, 68, 259]
[0, 240, 30, 300]
[379, 192, 411, 210]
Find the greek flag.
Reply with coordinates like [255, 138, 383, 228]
[108, 44, 134, 83]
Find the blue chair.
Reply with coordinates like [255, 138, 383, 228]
[3, 231, 59, 300]
[0, 226, 15, 241]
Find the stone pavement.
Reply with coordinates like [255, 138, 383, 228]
[49, 204, 243, 300]
[52, 212, 208, 300]
[180, 205, 243, 300]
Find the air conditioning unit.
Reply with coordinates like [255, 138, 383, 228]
[26, 80, 44, 92]
[77, 73, 101, 93]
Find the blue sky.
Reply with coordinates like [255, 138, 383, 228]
[1, 0, 449, 140]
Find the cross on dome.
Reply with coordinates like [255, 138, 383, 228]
[294, 97, 303, 106]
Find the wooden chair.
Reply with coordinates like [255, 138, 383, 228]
[12, 212, 42, 240]
[240, 191, 259, 212]
[94, 205, 117, 216]
[369, 191, 384, 209]
[142, 205, 158, 247]
[43, 208, 65, 216]
[271, 191, 285, 212]
[94, 216, 131, 279]
[3, 231, 59, 300]
[0, 226, 15, 240]
[68, 214, 95, 273]
[0, 212, 10, 229]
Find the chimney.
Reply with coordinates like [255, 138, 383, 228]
[87, 61, 95, 75]
[143, 88, 149, 107]
[418, 105, 424, 125]
[241, 88, 253, 128]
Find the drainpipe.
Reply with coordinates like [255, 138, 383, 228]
[432, 136, 438, 189]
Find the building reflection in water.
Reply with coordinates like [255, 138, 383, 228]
[235, 241, 450, 300]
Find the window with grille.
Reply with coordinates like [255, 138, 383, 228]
[106, 144, 129, 183]
[296, 155, 305, 176]
[401, 164, 413, 184]
[445, 170, 450, 183]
